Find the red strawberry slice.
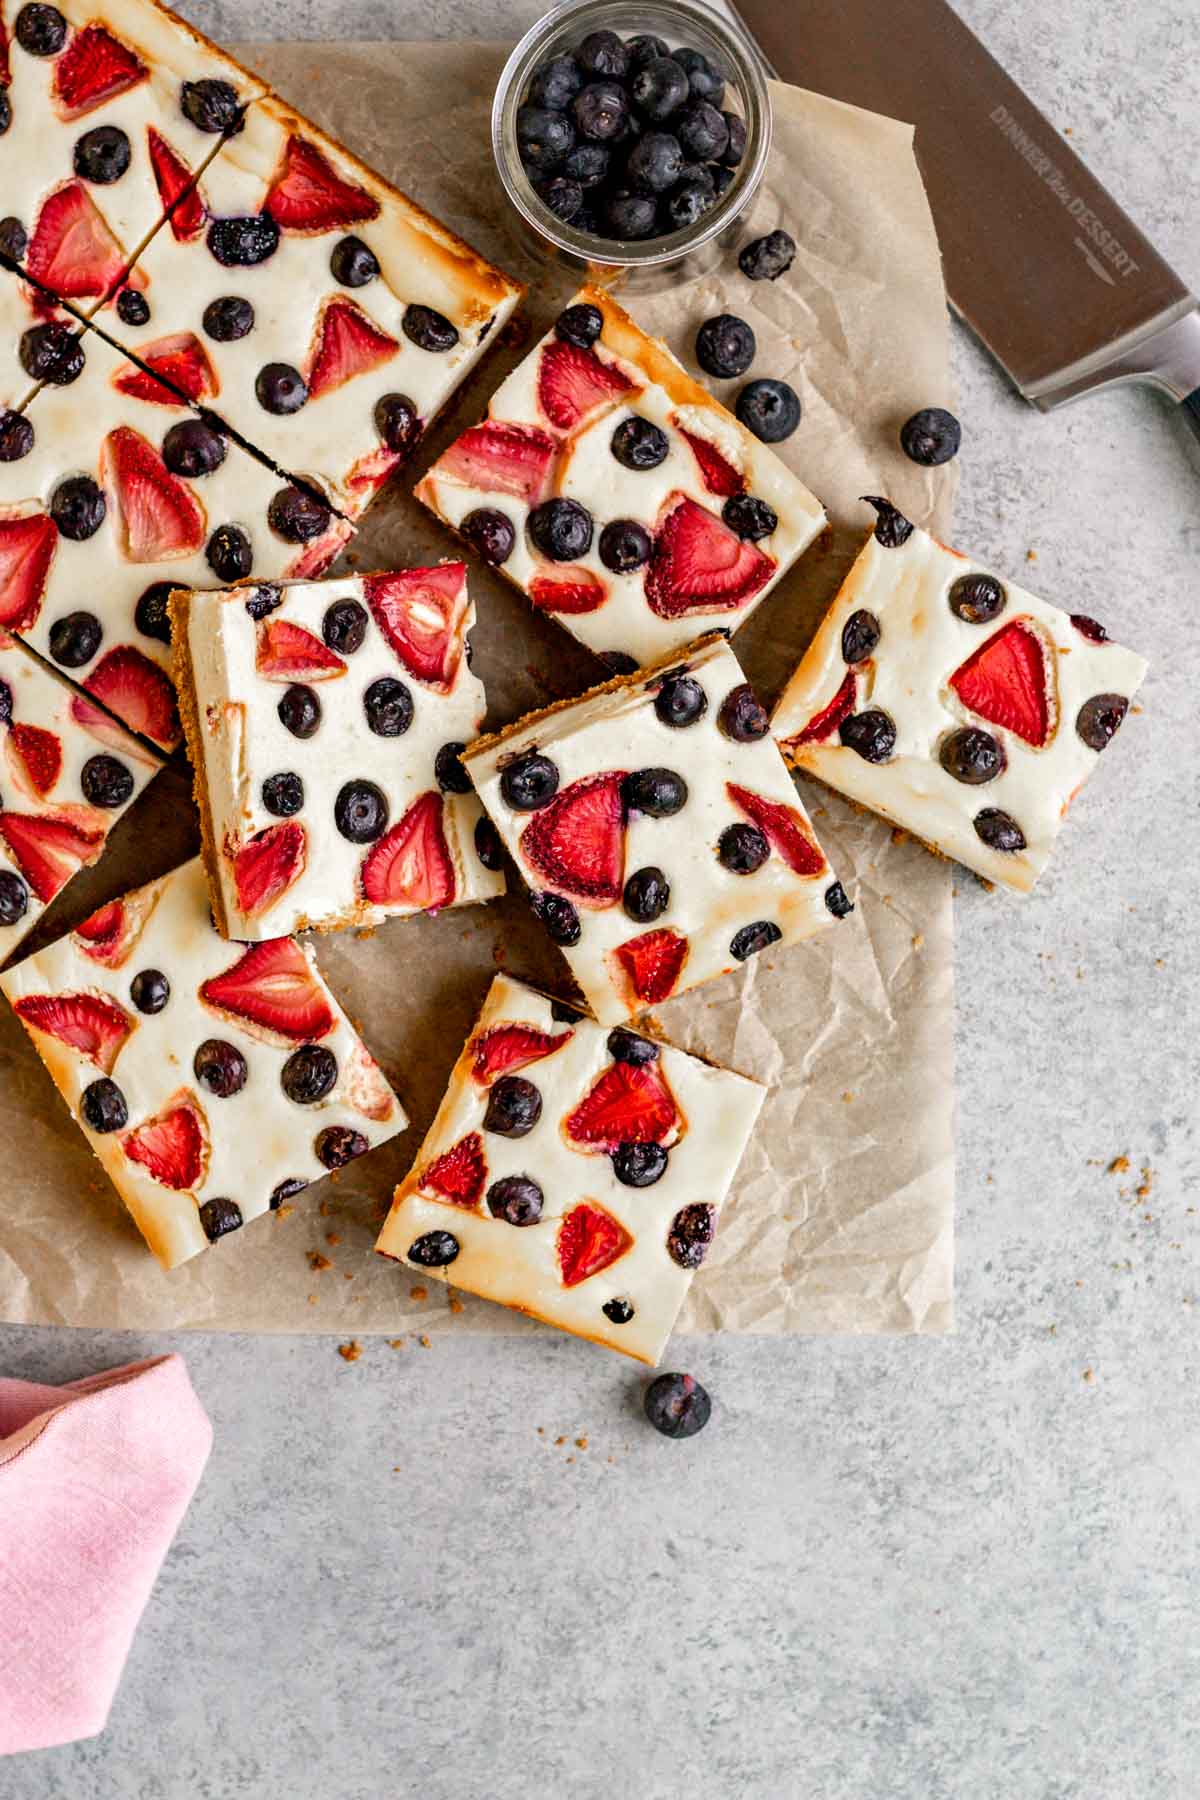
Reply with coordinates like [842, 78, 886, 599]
[284, 521, 352, 581]
[25, 181, 135, 302]
[68, 693, 158, 766]
[0, 808, 105, 902]
[264, 133, 380, 232]
[73, 883, 158, 966]
[519, 772, 626, 906]
[254, 617, 347, 682]
[0, 15, 10, 86]
[230, 821, 306, 920]
[528, 568, 607, 614]
[469, 1022, 573, 1086]
[7, 722, 62, 797]
[13, 990, 132, 1072]
[611, 927, 689, 1007]
[51, 24, 147, 121]
[306, 298, 399, 399]
[200, 936, 334, 1044]
[147, 129, 205, 242]
[360, 791, 455, 911]
[122, 1094, 208, 1190]
[565, 1057, 680, 1150]
[344, 443, 402, 510]
[344, 1041, 394, 1122]
[645, 496, 774, 619]
[727, 783, 826, 877]
[786, 669, 857, 749]
[364, 565, 467, 690]
[84, 647, 179, 748]
[676, 425, 744, 497]
[557, 1202, 633, 1288]
[536, 340, 634, 432]
[113, 334, 215, 406]
[948, 617, 1053, 748]
[420, 1131, 486, 1208]
[0, 512, 56, 632]
[434, 421, 557, 504]
[104, 426, 206, 562]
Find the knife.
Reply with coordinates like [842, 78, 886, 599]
[728, 0, 1200, 442]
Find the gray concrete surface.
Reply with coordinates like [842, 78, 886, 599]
[3, 2, 1198, 1796]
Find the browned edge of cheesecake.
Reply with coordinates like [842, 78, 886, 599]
[167, 586, 234, 941]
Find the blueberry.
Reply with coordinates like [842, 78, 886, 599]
[599, 518, 652, 574]
[0, 217, 27, 263]
[720, 112, 747, 167]
[262, 771, 305, 816]
[605, 188, 657, 238]
[130, 968, 169, 1013]
[696, 313, 755, 379]
[50, 475, 106, 542]
[603, 1297, 635, 1324]
[626, 130, 684, 194]
[483, 1074, 542, 1138]
[607, 1026, 659, 1065]
[487, 1174, 544, 1227]
[181, 78, 242, 134]
[611, 415, 669, 470]
[474, 816, 504, 872]
[738, 228, 796, 281]
[281, 1044, 339, 1104]
[199, 1197, 244, 1241]
[839, 709, 896, 763]
[900, 406, 962, 466]
[862, 495, 914, 548]
[329, 234, 379, 287]
[528, 52, 584, 112]
[1076, 693, 1129, 752]
[573, 80, 629, 143]
[403, 304, 458, 353]
[730, 919, 782, 961]
[973, 808, 1026, 854]
[948, 571, 1006, 623]
[562, 142, 610, 189]
[841, 609, 881, 664]
[0, 92, 9, 137]
[270, 1177, 307, 1210]
[654, 671, 707, 728]
[207, 523, 253, 583]
[536, 175, 584, 223]
[711, 164, 736, 198]
[374, 393, 422, 456]
[674, 47, 725, 105]
[736, 377, 801, 443]
[577, 29, 628, 79]
[623, 865, 670, 922]
[203, 295, 254, 341]
[278, 683, 321, 739]
[0, 871, 28, 927]
[362, 676, 414, 738]
[334, 779, 389, 843]
[500, 751, 559, 811]
[1070, 614, 1109, 643]
[15, 5, 67, 56]
[660, 180, 712, 233]
[0, 680, 10, 724]
[528, 497, 593, 562]
[434, 742, 471, 793]
[407, 1230, 459, 1268]
[207, 214, 279, 267]
[621, 767, 688, 816]
[824, 881, 854, 919]
[315, 1126, 369, 1169]
[630, 55, 689, 121]
[268, 486, 331, 543]
[676, 99, 728, 162]
[256, 361, 308, 415]
[322, 598, 367, 653]
[116, 288, 150, 326]
[162, 418, 226, 478]
[194, 1038, 249, 1098]
[81, 753, 133, 808]
[939, 727, 1005, 785]
[721, 494, 777, 543]
[626, 33, 670, 70]
[644, 1370, 712, 1437]
[613, 1141, 668, 1187]
[461, 507, 515, 565]
[517, 103, 576, 176]
[48, 610, 102, 667]
[81, 1077, 127, 1134]
[73, 125, 131, 185]
[20, 322, 84, 385]
[531, 890, 581, 946]
[718, 822, 769, 874]
[243, 585, 282, 620]
[0, 410, 34, 462]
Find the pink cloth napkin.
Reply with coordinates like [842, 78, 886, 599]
[0, 1353, 212, 1755]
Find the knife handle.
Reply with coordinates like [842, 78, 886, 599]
[1182, 387, 1200, 447]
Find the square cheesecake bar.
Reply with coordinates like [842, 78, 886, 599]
[1, 855, 406, 1267]
[416, 285, 826, 669]
[172, 565, 505, 939]
[376, 972, 765, 1364]
[464, 634, 844, 1027]
[772, 501, 1149, 893]
[0, 625, 161, 951]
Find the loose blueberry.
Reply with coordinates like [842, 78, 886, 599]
[500, 751, 559, 811]
[48, 611, 102, 668]
[654, 671, 707, 728]
[900, 406, 962, 466]
[73, 124, 131, 185]
[461, 507, 516, 565]
[81, 1077, 127, 1133]
[720, 112, 747, 167]
[474, 816, 504, 872]
[484, 1074, 542, 1138]
[0, 217, 27, 263]
[605, 188, 657, 238]
[736, 377, 801, 443]
[730, 919, 782, 961]
[675, 46, 724, 104]
[661, 180, 713, 232]
[207, 523, 253, 582]
[862, 496, 914, 548]
[20, 322, 84, 384]
[626, 130, 684, 195]
[631, 54, 689, 121]
[1076, 693, 1129, 751]
[315, 1126, 369, 1169]
[334, 780, 389, 843]
[536, 176, 584, 223]
[487, 1174, 544, 1227]
[116, 288, 150, 326]
[623, 865, 670, 922]
[0, 871, 28, 926]
[268, 486, 331, 543]
[243, 585, 282, 620]
[562, 143, 610, 189]
[839, 709, 896, 762]
[281, 1044, 339, 1104]
[613, 1141, 668, 1187]
[644, 1370, 712, 1437]
[330, 234, 379, 287]
[262, 771, 304, 816]
[403, 304, 458, 353]
[181, 78, 242, 134]
[363, 677, 413, 738]
[948, 572, 1006, 623]
[531, 889, 581, 946]
[622, 767, 688, 816]
[374, 393, 422, 456]
[207, 214, 279, 267]
[81, 753, 133, 808]
[841, 609, 881, 664]
[696, 313, 755, 379]
[722, 494, 776, 541]
[603, 1296, 635, 1324]
[573, 80, 630, 143]
[162, 417, 226, 478]
[407, 1230, 459, 1267]
[939, 727, 1005, 785]
[599, 518, 652, 574]
[256, 361, 308, 415]
[130, 968, 169, 1013]
[270, 1177, 307, 1210]
[973, 807, 1026, 853]
[611, 414, 669, 469]
[608, 1026, 659, 1065]
[738, 228, 796, 281]
[279, 683, 321, 739]
[528, 497, 593, 562]
[0, 410, 34, 462]
[578, 28, 628, 79]
[676, 99, 728, 162]
[194, 1038, 248, 1098]
[718, 822, 769, 874]
[15, 5, 67, 56]
[717, 683, 769, 742]
[825, 881, 854, 919]
[434, 741, 471, 794]
[528, 52, 584, 112]
[199, 1197, 244, 1241]
[203, 295, 254, 341]
[322, 598, 367, 654]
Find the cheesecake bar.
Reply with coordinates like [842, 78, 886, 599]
[415, 285, 826, 669]
[0, 625, 161, 951]
[1, 854, 406, 1267]
[376, 972, 765, 1364]
[464, 633, 843, 1027]
[172, 565, 505, 939]
[772, 501, 1149, 893]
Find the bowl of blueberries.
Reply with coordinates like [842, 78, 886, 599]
[492, 0, 771, 280]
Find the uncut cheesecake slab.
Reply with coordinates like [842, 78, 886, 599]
[416, 285, 826, 669]
[376, 972, 765, 1364]
[0, 855, 406, 1267]
[465, 634, 844, 1027]
[172, 565, 505, 939]
[772, 503, 1149, 894]
[0, 625, 161, 952]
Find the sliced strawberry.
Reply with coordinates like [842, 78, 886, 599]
[364, 565, 467, 690]
[360, 791, 455, 911]
[420, 1131, 486, 1208]
[51, 24, 146, 121]
[948, 618, 1053, 747]
[786, 669, 857, 748]
[434, 421, 557, 503]
[645, 496, 774, 619]
[0, 15, 10, 87]
[25, 181, 134, 302]
[13, 990, 132, 1072]
[557, 1202, 633, 1288]
[73, 883, 158, 967]
[68, 694, 159, 767]
[727, 783, 826, 878]
[344, 1041, 394, 1123]
[284, 520, 353, 581]
[344, 444, 401, 509]
[0, 808, 105, 902]
[536, 340, 634, 432]
[254, 617, 347, 683]
[230, 821, 306, 920]
[565, 1057, 679, 1150]
[264, 133, 380, 232]
[0, 511, 57, 632]
[200, 936, 334, 1044]
[306, 298, 398, 399]
[147, 129, 205, 242]
[519, 772, 626, 907]
[104, 426, 206, 563]
[112, 335, 215, 406]
[528, 568, 607, 614]
[84, 647, 179, 748]
[7, 722, 62, 797]
[122, 1094, 208, 1190]
[469, 1022, 573, 1086]
[676, 425, 744, 497]
[611, 927, 689, 1007]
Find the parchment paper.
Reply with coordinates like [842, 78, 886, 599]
[0, 43, 957, 1337]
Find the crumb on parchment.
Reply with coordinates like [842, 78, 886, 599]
[338, 1340, 362, 1363]
[307, 1251, 333, 1272]
[410, 1285, 428, 1302]
[1108, 1155, 1130, 1174]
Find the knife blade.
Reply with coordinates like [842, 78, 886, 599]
[729, 0, 1200, 433]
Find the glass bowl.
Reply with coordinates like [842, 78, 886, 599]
[492, 0, 772, 289]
